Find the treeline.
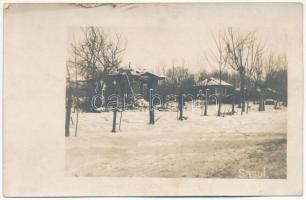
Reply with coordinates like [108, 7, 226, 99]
[157, 28, 288, 116]
[156, 62, 287, 104]
[67, 27, 288, 114]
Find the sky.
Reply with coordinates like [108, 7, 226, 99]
[68, 3, 301, 73]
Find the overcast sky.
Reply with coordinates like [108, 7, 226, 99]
[68, 3, 300, 73]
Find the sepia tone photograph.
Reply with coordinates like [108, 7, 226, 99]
[3, 2, 303, 197]
[65, 3, 288, 179]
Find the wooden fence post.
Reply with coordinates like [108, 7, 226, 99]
[178, 89, 183, 120]
[65, 86, 72, 137]
[204, 88, 209, 116]
[149, 88, 154, 124]
[112, 109, 117, 133]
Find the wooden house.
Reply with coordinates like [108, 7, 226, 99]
[194, 77, 233, 96]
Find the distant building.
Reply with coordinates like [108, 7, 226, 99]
[194, 77, 233, 96]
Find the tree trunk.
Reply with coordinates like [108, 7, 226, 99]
[65, 86, 72, 137]
[246, 91, 249, 114]
[112, 110, 117, 133]
[274, 99, 278, 109]
[218, 95, 222, 116]
[178, 89, 184, 120]
[259, 94, 262, 111]
[75, 64, 79, 136]
[239, 70, 246, 113]
[149, 82, 155, 124]
[232, 78, 236, 115]
[204, 89, 208, 116]
[112, 80, 119, 132]
[259, 93, 265, 111]
[88, 79, 96, 112]
[231, 92, 235, 115]
[75, 92, 79, 136]
[263, 95, 265, 111]
[217, 87, 222, 117]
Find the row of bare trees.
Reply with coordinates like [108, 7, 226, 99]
[206, 27, 287, 116]
[157, 63, 195, 97]
[155, 29, 287, 117]
[66, 27, 287, 127]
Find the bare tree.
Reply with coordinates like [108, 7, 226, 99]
[224, 27, 256, 113]
[245, 37, 265, 112]
[68, 26, 125, 111]
[279, 54, 288, 106]
[207, 31, 228, 116]
[196, 68, 209, 83]
[156, 61, 168, 76]
[265, 53, 288, 107]
[74, 52, 79, 136]
[65, 64, 73, 137]
[251, 51, 266, 111]
[157, 64, 195, 100]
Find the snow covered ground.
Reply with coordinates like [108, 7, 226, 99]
[65, 103, 287, 178]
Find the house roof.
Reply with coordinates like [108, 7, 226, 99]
[195, 77, 233, 87]
[134, 68, 166, 80]
[109, 68, 166, 80]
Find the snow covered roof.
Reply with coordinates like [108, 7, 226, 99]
[110, 67, 166, 79]
[134, 68, 166, 80]
[195, 77, 233, 87]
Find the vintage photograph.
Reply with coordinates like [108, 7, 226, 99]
[64, 3, 288, 179]
[3, 1, 304, 196]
